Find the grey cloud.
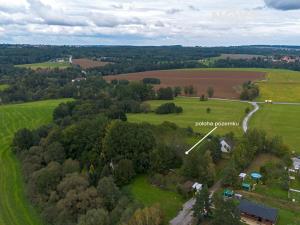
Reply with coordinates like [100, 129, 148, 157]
[265, 0, 300, 10]
[166, 8, 182, 14]
[189, 5, 200, 11]
[91, 12, 144, 28]
[155, 21, 165, 27]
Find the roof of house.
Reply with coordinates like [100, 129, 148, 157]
[192, 182, 203, 191]
[292, 157, 300, 170]
[238, 200, 278, 223]
[220, 137, 234, 148]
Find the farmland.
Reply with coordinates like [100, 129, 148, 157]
[16, 61, 70, 70]
[0, 99, 71, 225]
[128, 97, 250, 135]
[250, 103, 300, 154]
[186, 68, 300, 102]
[105, 69, 265, 99]
[72, 58, 110, 69]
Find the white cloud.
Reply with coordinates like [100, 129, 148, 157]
[0, 0, 300, 45]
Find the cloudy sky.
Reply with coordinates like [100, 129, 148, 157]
[0, 0, 300, 46]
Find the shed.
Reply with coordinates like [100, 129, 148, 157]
[223, 189, 234, 197]
[292, 157, 300, 170]
[239, 173, 247, 180]
[242, 183, 251, 191]
[238, 200, 278, 225]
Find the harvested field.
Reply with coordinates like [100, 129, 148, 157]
[72, 58, 110, 69]
[104, 70, 266, 99]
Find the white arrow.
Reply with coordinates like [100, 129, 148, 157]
[185, 127, 218, 155]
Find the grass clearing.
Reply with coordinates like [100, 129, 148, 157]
[250, 104, 300, 154]
[128, 97, 250, 136]
[16, 61, 71, 70]
[0, 84, 9, 91]
[0, 99, 72, 225]
[246, 153, 280, 173]
[127, 176, 184, 223]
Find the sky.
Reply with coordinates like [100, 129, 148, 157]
[0, 0, 300, 46]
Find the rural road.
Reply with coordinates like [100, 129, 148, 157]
[170, 180, 222, 225]
[242, 102, 259, 133]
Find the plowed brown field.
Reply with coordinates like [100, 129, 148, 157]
[104, 70, 265, 99]
[73, 58, 110, 69]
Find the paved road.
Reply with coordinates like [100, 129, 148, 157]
[242, 102, 259, 133]
[170, 181, 222, 225]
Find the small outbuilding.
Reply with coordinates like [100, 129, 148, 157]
[192, 182, 203, 192]
[242, 183, 251, 191]
[239, 173, 247, 180]
[292, 157, 300, 171]
[238, 200, 278, 225]
[223, 189, 234, 198]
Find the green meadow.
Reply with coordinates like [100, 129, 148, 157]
[250, 104, 300, 154]
[16, 61, 70, 70]
[0, 99, 71, 225]
[127, 176, 184, 223]
[128, 97, 250, 136]
[0, 84, 9, 91]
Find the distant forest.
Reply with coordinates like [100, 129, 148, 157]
[2, 45, 300, 104]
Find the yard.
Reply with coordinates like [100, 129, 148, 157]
[127, 176, 184, 223]
[237, 154, 300, 225]
[0, 84, 9, 91]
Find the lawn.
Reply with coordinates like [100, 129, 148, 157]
[250, 104, 300, 153]
[16, 61, 71, 70]
[0, 84, 9, 91]
[0, 99, 71, 225]
[127, 176, 184, 223]
[128, 97, 250, 136]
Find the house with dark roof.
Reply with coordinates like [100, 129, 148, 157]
[238, 200, 278, 225]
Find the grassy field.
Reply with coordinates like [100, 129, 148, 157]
[0, 99, 71, 225]
[127, 176, 184, 223]
[16, 61, 70, 70]
[250, 104, 300, 154]
[128, 97, 250, 135]
[0, 84, 9, 91]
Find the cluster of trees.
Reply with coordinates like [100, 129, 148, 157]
[142, 78, 161, 84]
[12, 88, 196, 225]
[260, 162, 289, 190]
[240, 81, 260, 101]
[193, 186, 241, 225]
[155, 103, 183, 114]
[222, 129, 291, 188]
